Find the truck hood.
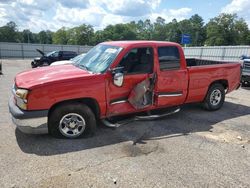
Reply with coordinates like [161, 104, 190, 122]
[34, 57, 41, 61]
[36, 49, 44, 56]
[15, 64, 93, 89]
[50, 60, 73, 66]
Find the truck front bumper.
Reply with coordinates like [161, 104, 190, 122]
[242, 75, 250, 82]
[241, 71, 250, 82]
[8, 98, 48, 134]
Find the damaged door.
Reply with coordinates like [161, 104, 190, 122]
[108, 47, 155, 116]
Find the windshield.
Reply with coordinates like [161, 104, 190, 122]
[74, 44, 123, 73]
[46, 51, 57, 57]
[70, 53, 86, 63]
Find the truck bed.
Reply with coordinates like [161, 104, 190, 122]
[186, 58, 236, 67]
[185, 59, 241, 104]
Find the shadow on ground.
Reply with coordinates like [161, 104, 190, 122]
[15, 101, 250, 156]
[241, 85, 250, 90]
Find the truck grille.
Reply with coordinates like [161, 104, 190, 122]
[243, 61, 250, 71]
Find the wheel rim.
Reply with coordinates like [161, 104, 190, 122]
[59, 113, 86, 138]
[210, 89, 222, 106]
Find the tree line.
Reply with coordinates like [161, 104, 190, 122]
[0, 13, 249, 46]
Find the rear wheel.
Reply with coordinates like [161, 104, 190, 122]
[48, 103, 96, 138]
[203, 83, 225, 111]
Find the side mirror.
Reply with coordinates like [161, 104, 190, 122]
[110, 66, 124, 74]
[113, 72, 124, 87]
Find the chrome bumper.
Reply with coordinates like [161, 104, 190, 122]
[242, 70, 250, 76]
[11, 116, 48, 134]
[9, 97, 48, 134]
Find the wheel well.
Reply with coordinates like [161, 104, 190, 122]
[209, 79, 228, 90]
[202, 79, 228, 102]
[48, 98, 100, 119]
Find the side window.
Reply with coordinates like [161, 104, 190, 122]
[63, 51, 73, 55]
[118, 47, 153, 74]
[158, 46, 180, 70]
[62, 51, 68, 58]
[51, 51, 59, 57]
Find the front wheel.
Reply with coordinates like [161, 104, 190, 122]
[48, 103, 96, 138]
[31, 61, 37, 68]
[202, 83, 225, 111]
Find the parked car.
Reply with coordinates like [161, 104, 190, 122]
[31, 49, 77, 68]
[240, 55, 250, 86]
[9, 41, 241, 139]
[50, 53, 86, 66]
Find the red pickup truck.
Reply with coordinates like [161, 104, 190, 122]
[9, 41, 241, 139]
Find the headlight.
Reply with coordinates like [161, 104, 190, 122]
[15, 89, 29, 110]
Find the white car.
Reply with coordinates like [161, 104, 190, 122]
[50, 53, 86, 66]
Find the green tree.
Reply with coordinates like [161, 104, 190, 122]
[38, 31, 47, 43]
[152, 17, 168, 40]
[178, 14, 206, 46]
[189, 14, 206, 46]
[21, 29, 34, 43]
[52, 27, 68, 44]
[0, 21, 19, 42]
[93, 30, 105, 44]
[37, 30, 53, 44]
[96, 23, 137, 43]
[135, 19, 154, 40]
[205, 13, 249, 45]
[165, 19, 182, 43]
[67, 24, 95, 45]
[234, 18, 249, 45]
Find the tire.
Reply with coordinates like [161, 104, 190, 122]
[31, 61, 37, 68]
[202, 83, 225, 111]
[48, 103, 96, 139]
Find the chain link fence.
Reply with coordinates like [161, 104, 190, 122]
[0, 42, 93, 59]
[183, 46, 250, 61]
[1, 42, 250, 61]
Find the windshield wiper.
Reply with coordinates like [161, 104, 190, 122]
[77, 64, 89, 71]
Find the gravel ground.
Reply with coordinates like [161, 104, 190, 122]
[0, 60, 250, 188]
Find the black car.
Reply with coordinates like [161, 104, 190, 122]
[31, 49, 77, 68]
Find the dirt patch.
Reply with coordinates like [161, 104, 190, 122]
[196, 130, 249, 144]
[122, 140, 163, 157]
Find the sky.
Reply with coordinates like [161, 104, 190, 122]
[0, 0, 250, 33]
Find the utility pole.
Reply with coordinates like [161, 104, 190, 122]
[0, 60, 2, 75]
[28, 31, 30, 43]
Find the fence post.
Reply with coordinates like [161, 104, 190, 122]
[21, 43, 24, 59]
[221, 47, 226, 60]
[199, 47, 203, 59]
[0, 46, 1, 59]
[0, 61, 2, 75]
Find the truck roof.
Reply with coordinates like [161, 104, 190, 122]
[101, 41, 181, 48]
